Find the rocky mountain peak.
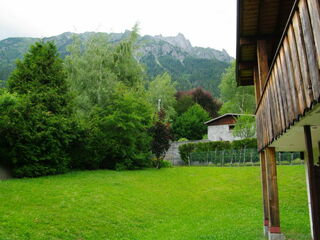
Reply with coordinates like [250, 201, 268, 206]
[154, 33, 193, 52]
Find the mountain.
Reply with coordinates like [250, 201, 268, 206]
[0, 32, 232, 96]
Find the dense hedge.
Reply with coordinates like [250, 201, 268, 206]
[178, 138, 257, 164]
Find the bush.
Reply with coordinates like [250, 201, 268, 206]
[0, 93, 76, 177]
[231, 138, 257, 149]
[178, 138, 189, 142]
[179, 143, 196, 164]
[151, 158, 172, 168]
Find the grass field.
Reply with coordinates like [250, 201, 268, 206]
[0, 166, 310, 240]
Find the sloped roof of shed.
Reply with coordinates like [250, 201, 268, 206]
[204, 113, 255, 125]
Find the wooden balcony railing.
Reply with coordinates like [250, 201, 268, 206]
[256, 0, 320, 151]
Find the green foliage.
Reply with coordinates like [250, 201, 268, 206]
[178, 138, 257, 164]
[87, 87, 153, 170]
[232, 115, 256, 139]
[160, 160, 172, 168]
[219, 61, 256, 114]
[111, 25, 144, 89]
[177, 138, 189, 142]
[65, 28, 154, 171]
[178, 143, 196, 164]
[65, 33, 117, 116]
[173, 104, 209, 140]
[175, 87, 221, 118]
[0, 42, 75, 177]
[231, 138, 257, 149]
[147, 73, 177, 120]
[174, 94, 195, 116]
[151, 158, 173, 168]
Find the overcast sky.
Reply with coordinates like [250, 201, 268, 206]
[0, 0, 237, 57]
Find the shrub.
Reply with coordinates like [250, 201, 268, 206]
[178, 138, 189, 142]
[151, 158, 172, 168]
[231, 138, 257, 149]
[178, 138, 257, 164]
[179, 143, 196, 164]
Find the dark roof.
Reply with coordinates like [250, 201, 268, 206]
[236, 0, 296, 86]
[204, 113, 255, 125]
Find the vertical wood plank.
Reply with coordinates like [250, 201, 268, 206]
[271, 70, 283, 135]
[283, 36, 300, 120]
[279, 48, 294, 124]
[275, 59, 289, 129]
[287, 24, 307, 114]
[268, 82, 276, 140]
[307, 0, 320, 69]
[273, 66, 286, 134]
[304, 126, 320, 240]
[292, 12, 314, 108]
[272, 74, 281, 136]
[299, 0, 320, 100]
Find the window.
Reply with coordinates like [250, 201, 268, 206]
[229, 125, 235, 131]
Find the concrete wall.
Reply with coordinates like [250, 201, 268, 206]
[164, 140, 211, 165]
[207, 125, 241, 142]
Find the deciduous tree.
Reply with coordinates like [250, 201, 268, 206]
[219, 61, 255, 114]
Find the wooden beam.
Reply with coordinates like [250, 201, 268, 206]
[260, 151, 269, 236]
[239, 62, 255, 70]
[253, 65, 261, 104]
[240, 35, 280, 45]
[240, 38, 256, 46]
[265, 147, 281, 234]
[304, 126, 320, 240]
[257, 40, 269, 95]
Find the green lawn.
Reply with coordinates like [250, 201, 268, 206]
[0, 166, 310, 240]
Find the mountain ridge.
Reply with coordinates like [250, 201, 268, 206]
[0, 31, 232, 96]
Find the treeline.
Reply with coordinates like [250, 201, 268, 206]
[0, 28, 255, 178]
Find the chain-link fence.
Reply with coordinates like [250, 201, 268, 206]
[189, 149, 303, 166]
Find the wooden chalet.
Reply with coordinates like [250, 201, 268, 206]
[236, 0, 320, 239]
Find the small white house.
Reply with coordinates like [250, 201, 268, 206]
[204, 113, 254, 141]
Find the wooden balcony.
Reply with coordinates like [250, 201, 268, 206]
[255, 0, 320, 151]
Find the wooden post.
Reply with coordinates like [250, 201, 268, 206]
[304, 126, 320, 240]
[254, 65, 261, 104]
[260, 151, 269, 236]
[257, 40, 269, 92]
[265, 147, 282, 239]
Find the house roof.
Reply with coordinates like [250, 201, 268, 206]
[204, 113, 255, 125]
[236, 0, 296, 86]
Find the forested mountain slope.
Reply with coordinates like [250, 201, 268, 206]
[0, 32, 232, 96]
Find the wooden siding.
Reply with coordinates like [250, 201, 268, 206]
[256, 0, 320, 151]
